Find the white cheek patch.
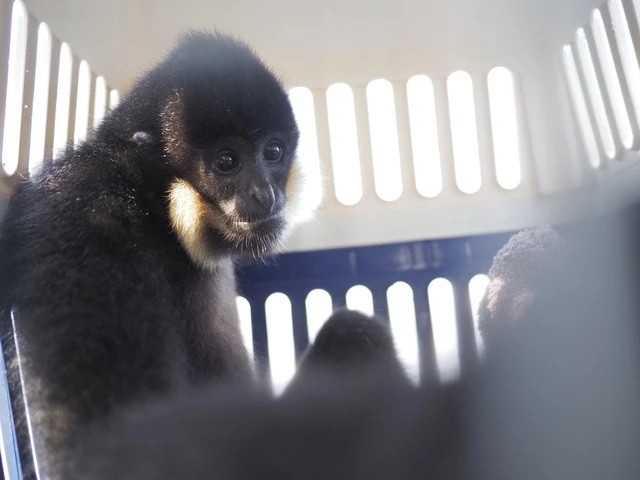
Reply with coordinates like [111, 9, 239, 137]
[167, 179, 220, 270]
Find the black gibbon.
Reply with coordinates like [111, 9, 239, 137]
[0, 31, 318, 476]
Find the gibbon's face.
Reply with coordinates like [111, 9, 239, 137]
[155, 34, 309, 268]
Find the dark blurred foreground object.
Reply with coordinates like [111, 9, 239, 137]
[476, 225, 566, 350]
[68, 208, 640, 480]
[286, 309, 405, 393]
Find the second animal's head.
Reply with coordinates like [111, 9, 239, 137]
[107, 32, 312, 267]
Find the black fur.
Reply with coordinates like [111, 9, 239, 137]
[0, 31, 298, 477]
[288, 309, 404, 392]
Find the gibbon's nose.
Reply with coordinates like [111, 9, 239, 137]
[249, 184, 276, 216]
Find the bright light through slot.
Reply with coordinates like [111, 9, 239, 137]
[73, 60, 91, 145]
[28, 22, 52, 175]
[265, 293, 296, 396]
[345, 285, 374, 316]
[591, 9, 633, 149]
[109, 89, 120, 109]
[1, 0, 28, 176]
[53, 43, 73, 160]
[406, 75, 442, 198]
[447, 71, 481, 194]
[487, 67, 522, 190]
[366, 79, 403, 201]
[428, 278, 460, 382]
[288, 87, 323, 213]
[93, 76, 107, 129]
[562, 45, 601, 168]
[610, 0, 640, 130]
[235, 297, 254, 360]
[326, 83, 363, 206]
[575, 28, 616, 159]
[387, 282, 420, 384]
[305, 289, 333, 344]
[468, 274, 490, 357]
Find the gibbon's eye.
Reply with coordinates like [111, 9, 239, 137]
[213, 151, 241, 174]
[263, 141, 284, 162]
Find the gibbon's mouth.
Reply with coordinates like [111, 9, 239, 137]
[220, 210, 288, 259]
[232, 213, 284, 230]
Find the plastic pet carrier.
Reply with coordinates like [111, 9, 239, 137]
[0, 0, 639, 477]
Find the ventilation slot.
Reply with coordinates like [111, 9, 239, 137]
[387, 282, 420, 384]
[591, 9, 634, 149]
[345, 285, 374, 316]
[52, 43, 73, 160]
[93, 76, 107, 129]
[610, 0, 640, 131]
[236, 297, 254, 359]
[427, 278, 460, 382]
[487, 67, 522, 190]
[468, 274, 490, 356]
[447, 71, 481, 194]
[1, 0, 28, 175]
[28, 22, 51, 174]
[73, 60, 91, 145]
[109, 89, 119, 109]
[305, 289, 333, 343]
[575, 28, 616, 159]
[288, 87, 323, 213]
[265, 293, 295, 395]
[406, 75, 442, 198]
[563, 45, 601, 168]
[326, 83, 362, 206]
[366, 79, 403, 201]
